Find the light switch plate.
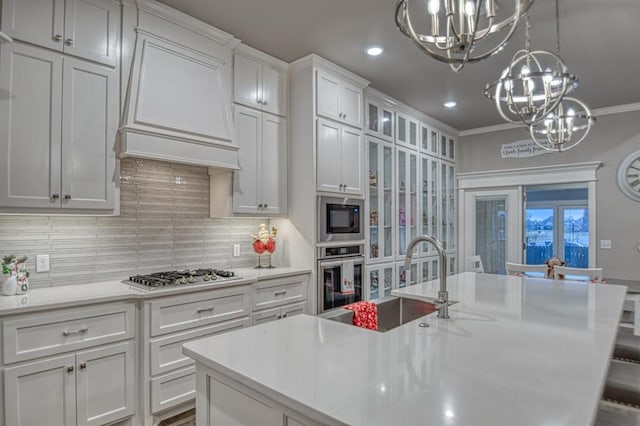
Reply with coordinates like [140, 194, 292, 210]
[36, 254, 50, 272]
[233, 244, 241, 257]
[600, 240, 612, 249]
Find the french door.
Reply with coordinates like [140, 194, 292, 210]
[462, 189, 522, 274]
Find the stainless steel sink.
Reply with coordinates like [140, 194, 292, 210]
[321, 297, 438, 332]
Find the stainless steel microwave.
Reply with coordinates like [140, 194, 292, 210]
[318, 196, 364, 242]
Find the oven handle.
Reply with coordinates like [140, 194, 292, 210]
[318, 256, 364, 268]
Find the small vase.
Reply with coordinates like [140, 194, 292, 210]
[2, 275, 17, 296]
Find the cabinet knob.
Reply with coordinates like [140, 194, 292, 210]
[264, 203, 268, 208]
[51, 194, 60, 202]
[79, 363, 87, 370]
[63, 194, 71, 203]
[67, 366, 74, 373]
[258, 203, 263, 208]
[54, 35, 63, 42]
[277, 314, 282, 319]
[282, 312, 287, 318]
[65, 38, 74, 46]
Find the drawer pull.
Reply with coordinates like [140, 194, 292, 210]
[79, 363, 87, 370]
[282, 312, 288, 318]
[63, 327, 88, 336]
[67, 366, 74, 373]
[274, 290, 288, 296]
[196, 306, 215, 313]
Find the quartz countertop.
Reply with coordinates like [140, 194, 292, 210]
[0, 266, 311, 316]
[183, 272, 628, 426]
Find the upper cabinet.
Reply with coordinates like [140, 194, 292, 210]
[317, 118, 363, 195]
[317, 70, 363, 129]
[234, 48, 287, 117]
[0, 42, 118, 211]
[440, 132, 456, 161]
[1, 0, 120, 67]
[366, 96, 394, 142]
[396, 110, 419, 150]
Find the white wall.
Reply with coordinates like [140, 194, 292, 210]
[459, 109, 640, 282]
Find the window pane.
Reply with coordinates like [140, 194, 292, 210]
[526, 208, 554, 264]
[563, 208, 588, 268]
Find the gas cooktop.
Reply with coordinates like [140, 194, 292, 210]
[126, 268, 242, 291]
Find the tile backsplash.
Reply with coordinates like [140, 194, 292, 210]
[0, 158, 266, 288]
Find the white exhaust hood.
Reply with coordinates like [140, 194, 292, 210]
[119, 0, 241, 170]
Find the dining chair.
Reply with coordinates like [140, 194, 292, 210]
[505, 262, 548, 277]
[552, 266, 604, 283]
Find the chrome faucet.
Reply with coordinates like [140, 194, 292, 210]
[404, 235, 449, 319]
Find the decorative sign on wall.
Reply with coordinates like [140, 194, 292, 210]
[501, 139, 552, 158]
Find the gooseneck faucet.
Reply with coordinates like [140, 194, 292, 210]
[404, 235, 449, 319]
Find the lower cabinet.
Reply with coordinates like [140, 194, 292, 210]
[251, 302, 307, 326]
[251, 274, 309, 326]
[4, 340, 135, 426]
[198, 369, 326, 426]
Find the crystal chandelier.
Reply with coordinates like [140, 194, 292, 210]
[484, 7, 578, 126]
[395, 0, 535, 72]
[529, 97, 595, 152]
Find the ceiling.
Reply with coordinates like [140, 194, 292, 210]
[157, 0, 640, 131]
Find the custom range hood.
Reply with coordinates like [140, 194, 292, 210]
[118, 0, 241, 170]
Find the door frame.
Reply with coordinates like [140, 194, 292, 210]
[458, 162, 601, 268]
[461, 188, 522, 273]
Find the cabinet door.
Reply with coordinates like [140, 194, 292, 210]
[341, 127, 363, 195]
[0, 43, 63, 208]
[4, 354, 77, 426]
[61, 57, 117, 209]
[261, 114, 287, 214]
[63, 0, 120, 67]
[316, 70, 341, 122]
[234, 54, 262, 110]
[75, 341, 135, 426]
[340, 82, 362, 129]
[233, 106, 262, 213]
[0, 0, 65, 52]
[316, 119, 341, 193]
[261, 65, 287, 116]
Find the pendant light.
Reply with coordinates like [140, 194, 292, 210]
[529, 97, 595, 152]
[395, 0, 535, 72]
[484, 3, 577, 126]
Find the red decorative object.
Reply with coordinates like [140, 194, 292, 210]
[265, 238, 276, 254]
[253, 240, 266, 255]
[344, 301, 378, 331]
[251, 224, 278, 268]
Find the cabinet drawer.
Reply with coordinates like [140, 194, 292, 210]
[151, 366, 196, 414]
[3, 303, 135, 364]
[253, 275, 307, 311]
[150, 286, 250, 337]
[149, 318, 250, 376]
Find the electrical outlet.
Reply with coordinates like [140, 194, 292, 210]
[600, 240, 612, 249]
[233, 244, 241, 257]
[36, 254, 50, 272]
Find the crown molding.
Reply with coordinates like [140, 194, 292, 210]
[459, 102, 640, 138]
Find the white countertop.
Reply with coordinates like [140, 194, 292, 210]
[0, 266, 311, 316]
[183, 272, 628, 426]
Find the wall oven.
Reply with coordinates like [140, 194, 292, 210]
[318, 196, 364, 243]
[317, 244, 364, 314]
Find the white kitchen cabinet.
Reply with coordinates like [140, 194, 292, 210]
[420, 256, 440, 282]
[367, 137, 395, 263]
[317, 70, 363, 129]
[396, 111, 419, 150]
[365, 263, 394, 300]
[251, 274, 309, 326]
[234, 52, 287, 117]
[396, 146, 419, 258]
[233, 106, 287, 215]
[440, 160, 456, 251]
[397, 259, 419, 288]
[317, 118, 363, 195]
[0, 42, 117, 211]
[440, 132, 456, 162]
[421, 122, 439, 157]
[0, 0, 120, 67]
[420, 154, 439, 256]
[366, 97, 394, 142]
[3, 315, 135, 426]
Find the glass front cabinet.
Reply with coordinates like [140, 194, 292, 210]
[365, 263, 395, 300]
[366, 137, 394, 263]
[397, 259, 419, 288]
[366, 97, 394, 143]
[440, 161, 456, 252]
[396, 146, 418, 259]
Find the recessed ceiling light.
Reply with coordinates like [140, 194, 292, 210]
[366, 46, 383, 56]
[443, 101, 457, 108]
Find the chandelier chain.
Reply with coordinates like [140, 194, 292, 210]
[555, 0, 561, 55]
[524, 13, 531, 53]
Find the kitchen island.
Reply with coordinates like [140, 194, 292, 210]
[183, 272, 628, 425]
